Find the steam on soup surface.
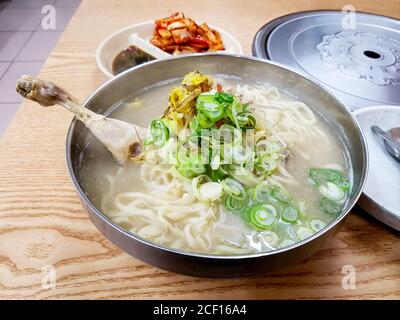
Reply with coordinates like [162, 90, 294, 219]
[80, 72, 351, 255]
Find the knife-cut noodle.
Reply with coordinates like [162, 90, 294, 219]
[82, 75, 350, 255]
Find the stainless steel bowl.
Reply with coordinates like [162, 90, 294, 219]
[66, 54, 368, 277]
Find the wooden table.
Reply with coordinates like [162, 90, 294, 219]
[1, 0, 399, 299]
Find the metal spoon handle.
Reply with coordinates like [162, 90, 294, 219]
[371, 125, 400, 151]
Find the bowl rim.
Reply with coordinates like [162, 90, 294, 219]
[96, 20, 244, 78]
[66, 53, 368, 260]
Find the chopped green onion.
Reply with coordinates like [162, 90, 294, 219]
[220, 178, 246, 200]
[199, 182, 222, 200]
[227, 98, 242, 129]
[192, 175, 211, 201]
[176, 144, 190, 163]
[282, 206, 299, 223]
[271, 185, 292, 203]
[196, 93, 227, 124]
[257, 140, 281, 154]
[247, 203, 278, 230]
[225, 195, 246, 212]
[253, 184, 281, 206]
[309, 168, 341, 184]
[192, 174, 222, 201]
[176, 155, 206, 178]
[319, 181, 345, 201]
[146, 119, 169, 147]
[279, 239, 295, 248]
[309, 218, 326, 232]
[161, 118, 178, 136]
[298, 200, 314, 217]
[309, 168, 350, 191]
[218, 124, 242, 145]
[214, 92, 234, 104]
[196, 112, 215, 128]
[286, 225, 297, 239]
[254, 184, 271, 201]
[258, 231, 279, 248]
[296, 226, 314, 240]
[230, 164, 264, 186]
[320, 197, 343, 215]
[189, 116, 201, 135]
[237, 112, 256, 129]
[225, 146, 251, 164]
[210, 152, 220, 170]
[336, 177, 351, 191]
[209, 166, 227, 182]
[255, 155, 277, 175]
[247, 187, 257, 202]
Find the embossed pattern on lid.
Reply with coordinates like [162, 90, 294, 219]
[252, 11, 400, 110]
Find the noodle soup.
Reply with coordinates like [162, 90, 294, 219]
[80, 73, 351, 255]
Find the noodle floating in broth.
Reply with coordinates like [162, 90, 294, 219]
[81, 71, 351, 255]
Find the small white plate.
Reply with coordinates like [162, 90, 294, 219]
[96, 21, 244, 78]
[354, 105, 400, 231]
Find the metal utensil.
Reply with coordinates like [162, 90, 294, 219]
[371, 125, 400, 162]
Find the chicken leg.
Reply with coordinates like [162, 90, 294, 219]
[16, 75, 147, 163]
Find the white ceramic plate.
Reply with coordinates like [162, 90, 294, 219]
[96, 21, 243, 78]
[354, 105, 400, 231]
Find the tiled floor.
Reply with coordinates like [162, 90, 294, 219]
[0, 0, 81, 136]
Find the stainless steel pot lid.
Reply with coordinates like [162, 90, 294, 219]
[252, 11, 400, 110]
[354, 106, 400, 231]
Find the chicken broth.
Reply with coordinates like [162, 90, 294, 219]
[80, 73, 351, 255]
